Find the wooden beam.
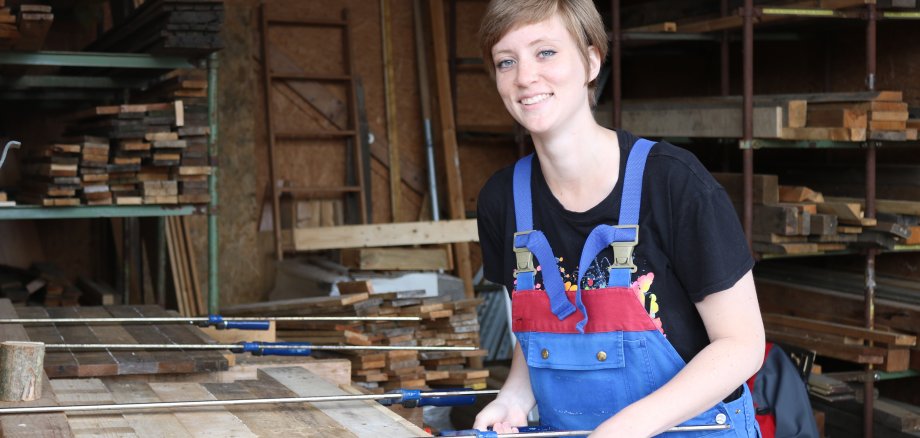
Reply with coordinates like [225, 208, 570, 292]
[381, 0, 401, 221]
[826, 196, 920, 217]
[428, 0, 474, 298]
[340, 248, 451, 271]
[763, 314, 916, 346]
[293, 219, 478, 251]
[624, 22, 676, 32]
[621, 106, 784, 138]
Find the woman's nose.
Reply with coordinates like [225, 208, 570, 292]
[515, 59, 538, 86]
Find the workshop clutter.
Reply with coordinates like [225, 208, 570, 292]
[222, 289, 490, 393]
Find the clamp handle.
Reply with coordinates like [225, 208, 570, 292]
[237, 342, 312, 356]
[378, 388, 477, 408]
[439, 430, 496, 438]
[205, 315, 270, 331]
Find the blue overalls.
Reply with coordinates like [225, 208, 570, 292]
[509, 139, 760, 437]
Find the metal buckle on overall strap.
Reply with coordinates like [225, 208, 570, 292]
[512, 230, 535, 278]
[610, 225, 639, 273]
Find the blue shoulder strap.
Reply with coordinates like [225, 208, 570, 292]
[512, 154, 576, 320]
[573, 138, 656, 333]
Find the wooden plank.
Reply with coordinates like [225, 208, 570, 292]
[622, 106, 784, 138]
[429, 0, 473, 298]
[46, 306, 119, 377]
[340, 247, 451, 271]
[73, 306, 156, 375]
[766, 329, 884, 365]
[51, 378, 136, 437]
[825, 196, 920, 217]
[134, 306, 227, 373]
[624, 21, 676, 32]
[104, 306, 186, 375]
[806, 107, 867, 129]
[222, 294, 370, 317]
[713, 173, 779, 204]
[16, 307, 78, 378]
[204, 378, 359, 438]
[104, 380, 192, 437]
[781, 126, 860, 141]
[147, 382, 257, 437]
[779, 185, 824, 203]
[763, 314, 916, 346]
[260, 367, 428, 437]
[809, 214, 838, 236]
[293, 219, 478, 251]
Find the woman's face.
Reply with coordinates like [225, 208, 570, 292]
[490, 14, 599, 136]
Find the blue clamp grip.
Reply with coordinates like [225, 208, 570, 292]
[206, 315, 270, 331]
[439, 430, 496, 438]
[236, 342, 312, 356]
[418, 388, 476, 407]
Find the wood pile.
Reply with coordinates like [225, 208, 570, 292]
[16, 100, 211, 206]
[221, 291, 489, 393]
[0, 262, 82, 307]
[614, 91, 917, 142]
[0, 3, 53, 51]
[714, 172, 919, 256]
[88, 0, 224, 56]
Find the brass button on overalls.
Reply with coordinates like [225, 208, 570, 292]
[596, 351, 607, 361]
[541, 349, 549, 359]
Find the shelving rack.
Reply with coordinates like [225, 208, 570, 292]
[0, 50, 221, 315]
[607, 2, 920, 437]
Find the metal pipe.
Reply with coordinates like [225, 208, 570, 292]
[742, 0, 754, 248]
[864, 5, 877, 437]
[413, 0, 441, 221]
[610, 0, 621, 128]
[0, 390, 499, 415]
[0, 316, 421, 324]
[439, 425, 732, 437]
[43, 344, 477, 351]
[207, 52, 220, 314]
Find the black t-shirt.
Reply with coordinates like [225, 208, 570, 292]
[476, 130, 754, 363]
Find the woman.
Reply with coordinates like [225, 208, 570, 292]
[474, 0, 765, 436]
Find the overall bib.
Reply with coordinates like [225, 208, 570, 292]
[509, 139, 760, 437]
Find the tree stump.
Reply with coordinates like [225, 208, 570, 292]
[0, 341, 44, 401]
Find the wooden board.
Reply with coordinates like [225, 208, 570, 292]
[260, 367, 428, 437]
[621, 106, 784, 138]
[340, 247, 451, 271]
[20, 305, 229, 378]
[292, 219, 478, 251]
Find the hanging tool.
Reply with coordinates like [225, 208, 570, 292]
[0, 388, 499, 415]
[0, 314, 421, 331]
[42, 342, 475, 356]
[0, 140, 20, 169]
[439, 424, 732, 437]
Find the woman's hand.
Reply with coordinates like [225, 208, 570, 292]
[472, 398, 529, 433]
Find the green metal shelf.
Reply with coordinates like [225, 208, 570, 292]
[0, 205, 200, 220]
[0, 51, 196, 69]
[758, 244, 920, 260]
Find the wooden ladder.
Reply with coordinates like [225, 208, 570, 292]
[259, 5, 368, 260]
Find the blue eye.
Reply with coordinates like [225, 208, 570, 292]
[538, 49, 556, 58]
[496, 59, 514, 70]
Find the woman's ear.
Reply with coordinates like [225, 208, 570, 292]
[587, 45, 601, 82]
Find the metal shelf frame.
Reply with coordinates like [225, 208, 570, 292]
[608, 3, 920, 437]
[0, 49, 220, 315]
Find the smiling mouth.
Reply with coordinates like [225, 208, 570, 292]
[520, 93, 552, 105]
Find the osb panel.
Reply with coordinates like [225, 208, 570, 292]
[456, 71, 514, 129]
[454, 0, 487, 59]
[458, 137, 518, 214]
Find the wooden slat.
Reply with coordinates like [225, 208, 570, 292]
[766, 329, 885, 365]
[260, 367, 428, 437]
[292, 219, 478, 251]
[147, 382, 257, 437]
[104, 381, 192, 436]
[51, 379, 136, 437]
[825, 196, 920, 217]
[622, 106, 784, 138]
[763, 313, 916, 346]
[46, 307, 119, 377]
[222, 294, 370, 317]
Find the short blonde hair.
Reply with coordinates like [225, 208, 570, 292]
[478, 0, 608, 106]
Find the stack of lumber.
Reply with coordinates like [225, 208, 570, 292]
[0, 265, 118, 306]
[15, 101, 212, 206]
[18, 143, 82, 206]
[87, 0, 224, 56]
[762, 312, 916, 372]
[755, 263, 920, 373]
[221, 291, 489, 394]
[714, 173, 918, 256]
[808, 373, 855, 403]
[0, 3, 53, 51]
[614, 91, 915, 142]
